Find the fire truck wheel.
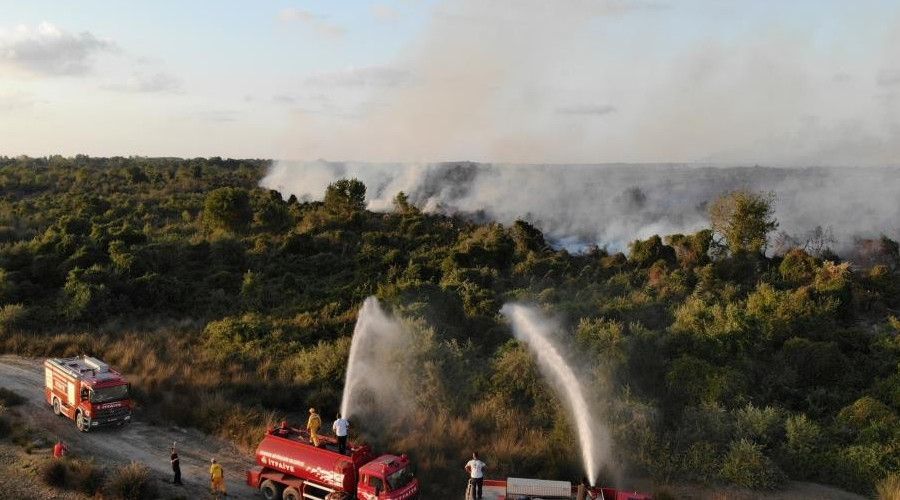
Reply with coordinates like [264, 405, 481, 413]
[52, 398, 61, 416]
[282, 487, 301, 500]
[76, 411, 90, 432]
[260, 480, 283, 500]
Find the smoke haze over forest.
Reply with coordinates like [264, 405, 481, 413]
[263, 162, 900, 252]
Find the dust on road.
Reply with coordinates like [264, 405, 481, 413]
[0, 355, 259, 499]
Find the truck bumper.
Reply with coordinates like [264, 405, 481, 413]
[88, 414, 132, 427]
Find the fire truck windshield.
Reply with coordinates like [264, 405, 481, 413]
[386, 466, 415, 491]
[90, 385, 129, 403]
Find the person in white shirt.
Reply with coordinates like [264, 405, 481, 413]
[464, 452, 486, 499]
[332, 413, 350, 455]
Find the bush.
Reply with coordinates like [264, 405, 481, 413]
[41, 459, 68, 487]
[69, 458, 105, 495]
[204, 187, 252, 232]
[39, 457, 105, 495]
[734, 404, 784, 448]
[0, 387, 25, 407]
[720, 438, 784, 489]
[0, 303, 28, 332]
[0, 406, 10, 439]
[105, 462, 157, 500]
[781, 413, 823, 478]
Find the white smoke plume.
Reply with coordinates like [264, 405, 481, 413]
[262, 161, 900, 252]
[276, 0, 900, 166]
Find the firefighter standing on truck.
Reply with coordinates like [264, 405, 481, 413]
[465, 452, 486, 500]
[333, 412, 350, 455]
[210, 458, 226, 497]
[306, 407, 321, 447]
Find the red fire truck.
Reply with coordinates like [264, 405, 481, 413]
[247, 424, 419, 500]
[44, 356, 134, 431]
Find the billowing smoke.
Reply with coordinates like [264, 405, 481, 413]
[262, 161, 900, 252]
[277, 1, 900, 166]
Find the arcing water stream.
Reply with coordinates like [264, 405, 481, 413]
[501, 303, 609, 486]
[339, 297, 405, 419]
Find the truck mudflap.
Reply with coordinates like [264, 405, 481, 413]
[247, 465, 264, 488]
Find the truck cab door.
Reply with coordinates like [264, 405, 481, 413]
[66, 381, 76, 406]
[357, 474, 384, 500]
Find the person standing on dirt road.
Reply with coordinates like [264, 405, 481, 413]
[307, 407, 322, 447]
[333, 412, 350, 455]
[52, 439, 68, 458]
[465, 452, 486, 500]
[170, 443, 182, 485]
[210, 458, 227, 497]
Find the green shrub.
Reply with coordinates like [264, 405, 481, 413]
[733, 404, 784, 448]
[781, 413, 824, 479]
[0, 303, 28, 332]
[105, 462, 157, 500]
[779, 248, 818, 285]
[680, 441, 720, 483]
[720, 438, 784, 488]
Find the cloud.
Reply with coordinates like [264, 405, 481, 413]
[372, 4, 400, 22]
[877, 70, 900, 87]
[103, 72, 182, 93]
[832, 72, 852, 83]
[304, 65, 412, 87]
[556, 104, 617, 116]
[273, 94, 296, 104]
[0, 22, 114, 76]
[278, 7, 346, 38]
[0, 91, 34, 111]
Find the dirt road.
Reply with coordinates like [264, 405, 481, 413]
[0, 355, 259, 499]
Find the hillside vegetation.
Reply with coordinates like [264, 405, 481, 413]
[0, 156, 898, 496]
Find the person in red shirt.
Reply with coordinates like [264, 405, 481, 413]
[52, 440, 68, 458]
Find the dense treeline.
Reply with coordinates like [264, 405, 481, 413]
[0, 156, 898, 496]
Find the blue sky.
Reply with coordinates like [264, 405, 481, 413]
[1, 1, 898, 164]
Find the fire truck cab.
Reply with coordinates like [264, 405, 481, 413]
[44, 356, 134, 432]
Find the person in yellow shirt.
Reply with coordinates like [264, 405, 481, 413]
[209, 458, 226, 497]
[306, 407, 322, 447]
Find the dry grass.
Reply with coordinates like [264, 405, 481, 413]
[104, 462, 157, 500]
[39, 457, 104, 495]
[877, 474, 900, 500]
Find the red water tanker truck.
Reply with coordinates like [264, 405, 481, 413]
[247, 424, 419, 500]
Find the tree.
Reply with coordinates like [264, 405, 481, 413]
[204, 187, 252, 232]
[324, 178, 366, 214]
[709, 191, 778, 254]
[392, 191, 418, 215]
